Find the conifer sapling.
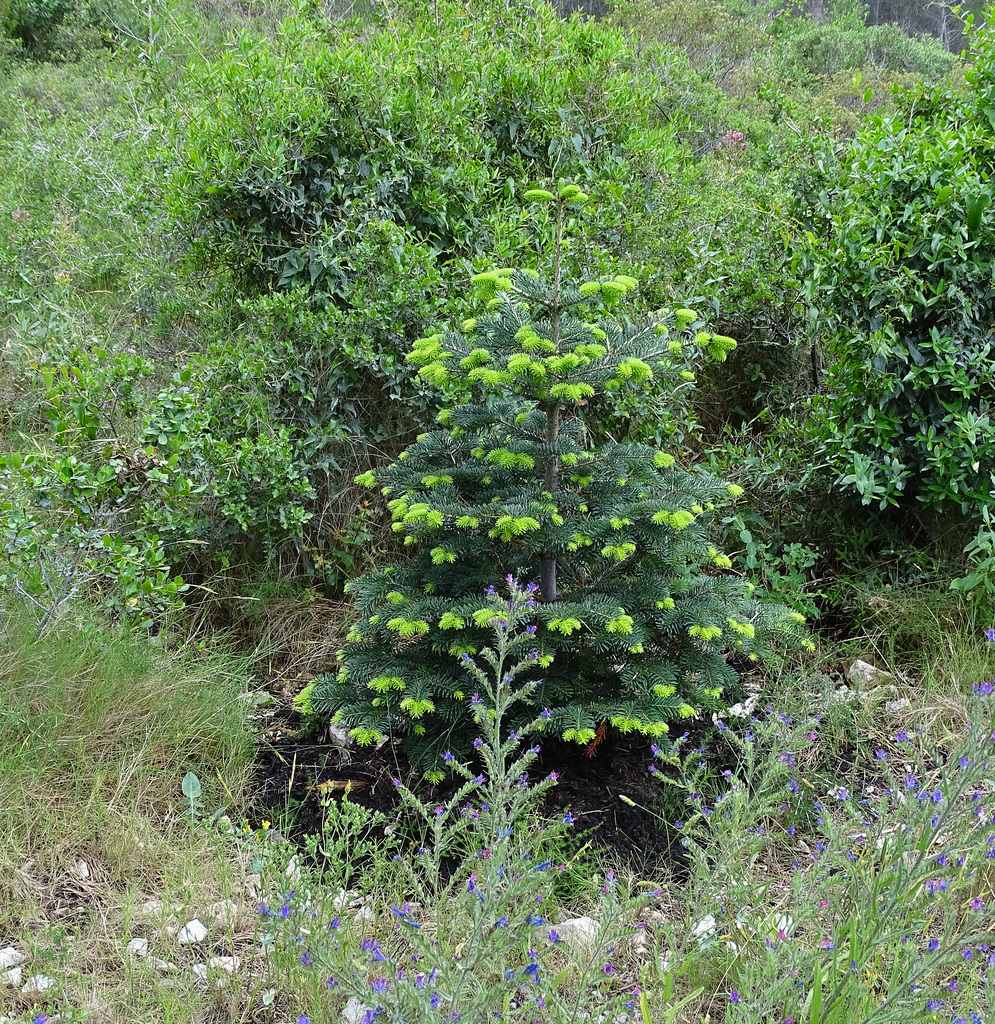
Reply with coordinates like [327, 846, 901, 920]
[311, 182, 809, 774]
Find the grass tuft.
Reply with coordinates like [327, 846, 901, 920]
[0, 606, 255, 899]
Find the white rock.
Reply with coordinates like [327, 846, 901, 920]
[341, 995, 372, 1019]
[353, 904, 374, 925]
[176, 919, 208, 945]
[0, 949, 26, 970]
[727, 695, 759, 719]
[209, 956, 240, 973]
[126, 938, 149, 957]
[191, 963, 208, 985]
[551, 916, 599, 951]
[3, 967, 22, 987]
[284, 855, 301, 885]
[72, 859, 90, 879]
[773, 914, 794, 936]
[886, 697, 911, 713]
[692, 914, 717, 940]
[828, 686, 860, 704]
[21, 975, 55, 994]
[149, 958, 177, 972]
[333, 888, 360, 911]
[342, 996, 375, 1024]
[847, 659, 895, 690]
[207, 900, 241, 928]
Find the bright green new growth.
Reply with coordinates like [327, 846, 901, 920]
[311, 183, 806, 769]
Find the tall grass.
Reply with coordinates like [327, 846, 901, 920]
[0, 607, 255, 894]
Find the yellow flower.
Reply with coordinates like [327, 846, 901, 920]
[261, 820, 271, 829]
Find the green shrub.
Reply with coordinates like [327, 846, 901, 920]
[163, 0, 826, 459]
[311, 186, 809, 770]
[784, 20, 956, 80]
[801, 14, 995, 521]
[0, 336, 194, 629]
[4, 0, 132, 58]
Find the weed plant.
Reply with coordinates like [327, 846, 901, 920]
[252, 578, 699, 1022]
[652, 685, 995, 1022]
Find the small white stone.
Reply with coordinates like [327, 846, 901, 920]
[341, 996, 375, 1024]
[0, 949, 26, 970]
[773, 914, 794, 936]
[3, 967, 22, 987]
[176, 919, 208, 945]
[333, 888, 358, 911]
[209, 956, 240, 973]
[284, 855, 301, 885]
[21, 975, 55, 994]
[207, 900, 241, 928]
[727, 694, 759, 719]
[828, 686, 860, 704]
[692, 914, 717, 940]
[72, 859, 90, 879]
[126, 938, 149, 958]
[886, 697, 911, 713]
[848, 659, 895, 690]
[191, 963, 208, 985]
[149, 958, 177, 972]
[552, 916, 599, 951]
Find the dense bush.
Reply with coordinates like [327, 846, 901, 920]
[784, 20, 956, 79]
[802, 15, 995, 523]
[312, 187, 808, 770]
[164, 0, 827, 453]
[2, 0, 133, 57]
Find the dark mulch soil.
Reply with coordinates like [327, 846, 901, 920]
[249, 708, 689, 880]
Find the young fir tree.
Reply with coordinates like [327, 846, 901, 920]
[312, 183, 809, 774]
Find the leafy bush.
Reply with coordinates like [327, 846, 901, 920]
[802, 15, 995, 521]
[3, 0, 132, 58]
[0, 334, 194, 629]
[655, 689, 995, 1021]
[164, 0, 828, 461]
[312, 186, 808, 770]
[784, 20, 956, 80]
